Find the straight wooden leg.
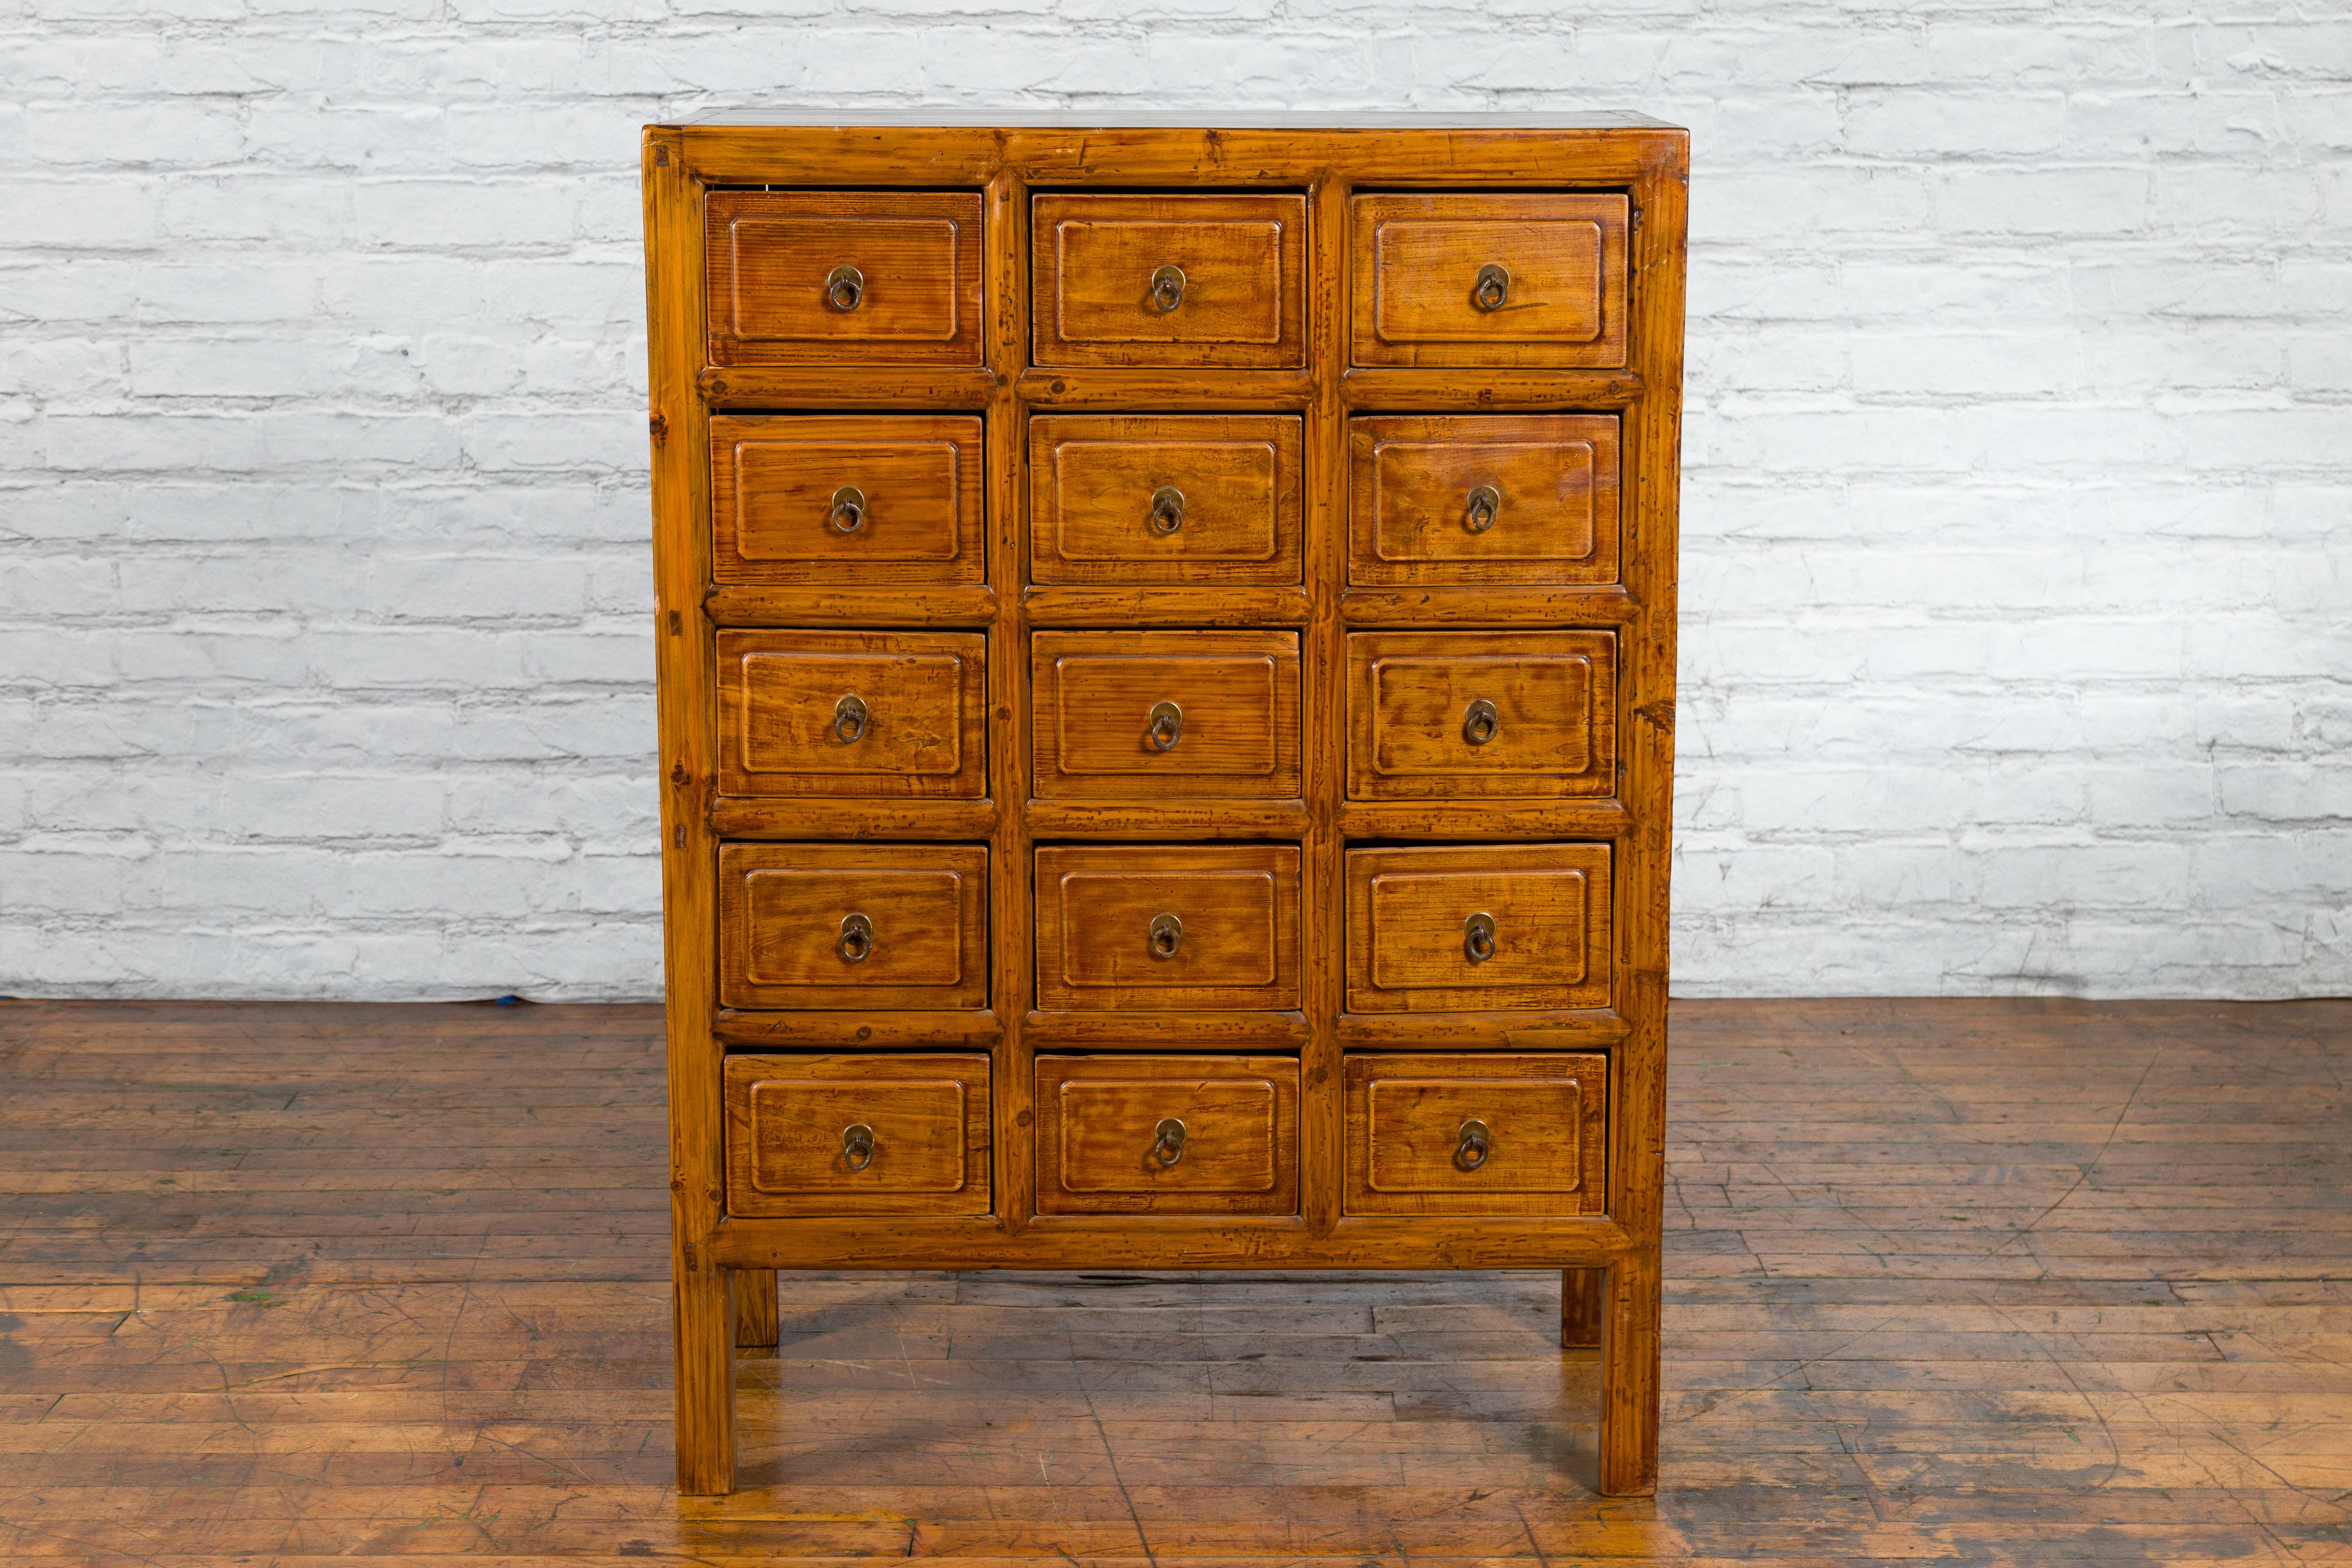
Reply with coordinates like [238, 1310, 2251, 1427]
[1561, 1267, 1604, 1348]
[1597, 1251, 1661, 1496]
[674, 1254, 737, 1495]
[732, 1268, 779, 1348]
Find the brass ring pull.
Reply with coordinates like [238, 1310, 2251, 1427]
[842, 1122, 876, 1171]
[1472, 263, 1509, 312]
[837, 912, 873, 964]
[833, 693, 869, 744]
[1463, 911, 1497, 965]
[1148, 912, 1183, 960]
[830, 485, 867, 536]
[1454, 1118, 1491, 1171]
[1151, 1117, 1187, 1168]
[1148, 263, 1186, 312]
[1462, 698, 1500, 747]
[1465, 485, 1501, 534]
[1147, 700, 1183, 752]
[1148, 486, 1185, 536]
[826, 264, 865, 311]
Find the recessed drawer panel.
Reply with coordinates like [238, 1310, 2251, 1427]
[1031, 631, 1300, 800]
[724, 1053, 991, 1217]
[710, 415, 984, 586]
[1035, 844, 1300, 1013]
[717, 630, 986, 799]
[1344, 1052, 1606, 1216]
[1345, 844, 1612, 1013]
[1347, 631, 1617, 801]
[1028, 414, 1304, 585]
[705, 190, 983, 367]
[1348, 415, 1620, 588]
[1032, 194, 1308, 369]
[718, 844, 989, 1011]
[1350, 193, 1628, 368]
[1035, 1055, 1299, 1215]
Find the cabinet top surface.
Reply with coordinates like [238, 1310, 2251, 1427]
[665, 110, 1684, 132]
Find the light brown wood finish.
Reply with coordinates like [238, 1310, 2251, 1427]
[1029, 629, 1301, 801]
[716, 843, 989, 1011]
[1032, 193, 1308, 368]
[1032, 844, 1300, 1014]
[714, 628, 987, 800]
[1351, 192, 1629, 368]
[1346, 843, 1615, 1014]
[1026, 413, 1304, 584]
[1344, 1051, 1609, 1217]
[723, 1052, 991, 1216]
[710, 414, 985, 586]
[1348, 413, 1623, 587]
[1034, 1054, 1301, 1216]
[1347, 630, 1619, 801]
[704, 189, 984, 366]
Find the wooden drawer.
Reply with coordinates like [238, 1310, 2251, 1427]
[1032, 193, 1308, 368]
[1350, 193, 1628, 368]
[1343, 1052, 1606, 1216]
[1346, 631, 1617, 801]
[1031, 631, 1300, 801]
[715, 630, 987, 800]
[1028, 414, 1304, 585]
[705, 190, 983, 367]
[1034, 845, 1300, 1013]
[724, 1053, 990, 1217]
[711, 415, 984, 586]
[1347, 415, 1620, 587]
[718, 844, 989, 1011]
[1345, 845, 1611, 1013]
[1035, 1055, 1298, 1215]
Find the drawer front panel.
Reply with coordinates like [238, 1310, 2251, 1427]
[1028, 414, 1304, 585]
[717, 630, 986, 799]
[718, 844, 989, 1011]
[1348, 415, 1621, 587]
[1347, 631, 1617, 801]
[711, 415, 984, 586]
[705, 190, 983, 366]
[1350, 193, 1628, 368]
[1032, 194, 1308, 368]
[1035, 844, 1301, 1013]
[1343, 1052, 1606, 1216]
[724, 1053, 991, 1216]
[1035, 1055, 1299, 1215]
[1031, 631, 1301, 800]
[1346, 844, 1612, 1013]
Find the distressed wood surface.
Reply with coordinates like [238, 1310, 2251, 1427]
[0, 996, 2343, 1562]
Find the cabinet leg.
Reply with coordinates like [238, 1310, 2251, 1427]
[1597, 1253, 1661, 1497]
[733, 1268, 779, 1348]
[1561, 1267, 1604, 1348]
[674, 1255, 737, 1495]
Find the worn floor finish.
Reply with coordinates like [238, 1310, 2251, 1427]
[0, 998, 2344, 1565]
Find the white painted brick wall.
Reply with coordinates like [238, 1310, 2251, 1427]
[2, 3, 2346, 1001]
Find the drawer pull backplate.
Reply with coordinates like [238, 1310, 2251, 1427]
[1148, 263, 1186, 312]
[1464, 484, 1501, 534]
[1463, 911, 1497, 965]
[833, 692, 869, 744]
[1472, 263, 1510, 312]
[1148, 485, 1186, 536]
[840, 1121, 876, 1171]
[825, 264, 865, 312]
[1151, 1116, 1187, 1167]
[1147, 700, 1184, 752]
[1462, 697, 1500, 747]
[829, 484, 867, 535]
[837, 911, 874, 964]
[1148, 912, 1184, 960]
[1454, 1118, 1491, 1171]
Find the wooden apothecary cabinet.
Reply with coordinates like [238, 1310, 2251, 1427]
[643, 114, 1687, 1498]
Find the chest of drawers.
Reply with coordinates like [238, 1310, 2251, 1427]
[641, 115, 1687, 1499]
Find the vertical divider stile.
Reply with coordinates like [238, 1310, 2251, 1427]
[1302, 172, 1348, 1238]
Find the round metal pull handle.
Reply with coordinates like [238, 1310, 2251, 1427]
[830, 485, 867, 536]
[842, 1122, 876, 1171]
[837, 912, 874, 964]
[1454, 1118, 1491, 1172]
[826, 264, 865, 312]
[1148, 486, 1186, 536]
[1463, 912, 1497, 965]
[1148, 264, 1186, 312]
[1148, 912, 1184, 960]
[834, 693, 869, 744]
[1151, 1117, 1187, 1168]
[1472, 263, 1510, 312]
[1464, 484, 1501, 535]
[1147, 700, 1183, 752]
[1462, 698, 1500, 747]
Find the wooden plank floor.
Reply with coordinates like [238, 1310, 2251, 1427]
[0, 997, 2345, 1565]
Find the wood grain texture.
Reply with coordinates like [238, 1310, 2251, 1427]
[710, 414, 985, 587]
[1347, 413, 1623, 588]
[1346, 630, 1619, 802]
[723, 1052, 992, 1217]
[1345, 843, 1615, 1014]
[1027, 413, 1305, 585]
[1032, 193, 1308, 369]
[1032, 843, 1301, 1014]
[1034, 1054, 1301, 1216]
[1344, 1052, 1610, 1217]
[1029, 630, 1301, 801]
[1350, 192, 1629, 368]
[716, 843, 989, 1011]
[714, 629, 987, 800]
[704, 189, 984, 367]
